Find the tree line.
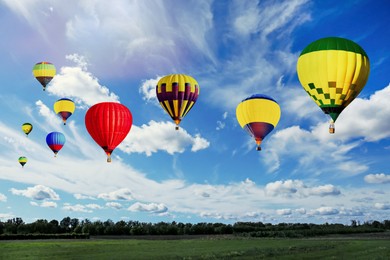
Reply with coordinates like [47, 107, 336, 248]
[0, 217, 389, 239]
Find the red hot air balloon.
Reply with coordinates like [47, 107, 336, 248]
[85, 102, 132, 162]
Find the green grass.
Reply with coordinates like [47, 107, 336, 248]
[0, 236, 389, 259]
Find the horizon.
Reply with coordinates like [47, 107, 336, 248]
[0, 0, 390, 226]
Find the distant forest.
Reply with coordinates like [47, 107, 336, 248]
[1, 217, 389, 240]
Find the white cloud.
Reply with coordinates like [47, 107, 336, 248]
[128, 202, 168, 213]
[364, 174, 390, 184]
[374, 203, 390, 210]
[263, 125, 368, 176]
[276, 208, 292, 215]
[265, 180, 342, 198]
[216, 121, 225, 131]
[31, 201, 58, 208]
[338, 208, 364, 216]
[308, 185, 341, 197]
[10, 185, 60, 201]
[256, 0, 310, 38]
[62, 203, 92, 213]
[139, 77, 160, 102]
[265, 180, 304, 197]
[331, 84, 390, 142]
[47, 54, 119, 108]
[63, 1, 215, 76]
[106, 202, 122, 209]
[85, 203, 103, 210]
[74, 194, 96, 200]
[216, 112, 228, 131]
[232, 0, 261, 36]
[191, 134, 210, 152]
[312, 207, 339, 215]
[97, 188, 133, 201]
[35, 100, 63, 132]
[0, 213, 15, 221]
[0, 193, 7, 202]
[262, 84, 390, 176]
[42, 201, 57, 208]
[120, 120, 209, 156]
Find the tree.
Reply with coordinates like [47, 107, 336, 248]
[60, 217, 71, 233]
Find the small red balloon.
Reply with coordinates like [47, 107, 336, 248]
[85, 102, 132, 162]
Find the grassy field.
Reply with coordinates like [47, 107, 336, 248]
[0, 234, 389, 259]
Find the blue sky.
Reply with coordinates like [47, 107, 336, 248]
[0, 0, 390, 225]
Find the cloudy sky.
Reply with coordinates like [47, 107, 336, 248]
[0, 0, 389, 225]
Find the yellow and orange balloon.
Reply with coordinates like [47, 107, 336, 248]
[54, 98, 75, 125]
[236, 94, 281, 151]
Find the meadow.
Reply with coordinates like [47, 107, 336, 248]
[0, 234, 389, 259]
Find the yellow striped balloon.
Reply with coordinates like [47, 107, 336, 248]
[22, 123, 33, 137]
[156, 74, 200, 130]
[32, 62, 56, 91]
[297, 37, 370, 133]
[18, 156, 27, 167]
[53, 98, 75, 125]
[236, 94, 281, 151]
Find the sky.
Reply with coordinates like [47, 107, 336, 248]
[0, 0, 389, 225]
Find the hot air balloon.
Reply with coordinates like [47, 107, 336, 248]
[18, 156, 27, 167]
[32, 62, 56, 91]
[46, 132, 65, 157]
[156, 74, 200, 130]
[54, 98, 76, 125]
[85, 102, 132, 162]
[22, 123, 33, 137]
[296, 37, 370, 133]
[236, 94, 281, 151]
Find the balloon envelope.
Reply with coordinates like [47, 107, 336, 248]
[85, 102, 132, 162]
[46, 132, 65, 156]
[236, 94, 281, 150]
[54, 98, 76, 125]
[156, 74, 200, 129]
[18, 156, 27, 167]
[297, 37, 370, 125]
[33, 62, 56, 91]
[22, 123, 33, 136]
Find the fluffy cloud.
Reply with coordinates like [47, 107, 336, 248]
[364, 174, 390, 184]
[260, 84, 390, 176]
[374, 203, 390, 210]
[62, 203, 93, 213]
[276, 208, 292, 215]
[0, 193, 7, 202]
[265, 180, 341, 198]
[265, 180, 304, 197]
[120, 120, 209, 156]
[85, 204, 103, 210]
[0, 213, 15, 221]
[74, 194, 96, 200]
[312, 207, 339, 216]
[106, 202, 123, 209]
[263, 125, 368, 176]
[31, 201, 58, 208]
[332, 84, 390, 142]
[47, 54, 119, 108]
[10, 185, 60, 201]
[308, 185, 341, 196]
[97, 188, 133, 201]
[139, 77, 160, 102]
[128, 202, 168, 213]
